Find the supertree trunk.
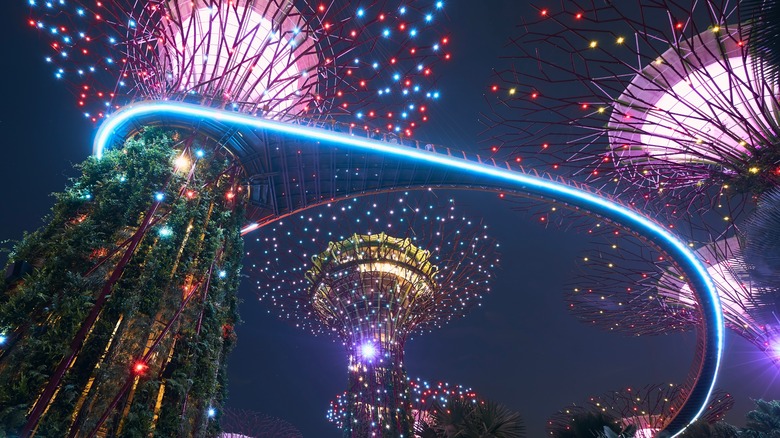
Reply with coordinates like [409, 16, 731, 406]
[0, 128, 244, 437]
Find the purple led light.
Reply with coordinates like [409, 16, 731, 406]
[360, 342, 377, 359]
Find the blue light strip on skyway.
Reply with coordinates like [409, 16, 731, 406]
[94, 101, 723, 437]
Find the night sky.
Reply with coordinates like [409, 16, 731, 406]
[2, 1, 780, 436]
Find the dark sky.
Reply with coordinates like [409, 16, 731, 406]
[2, 1, 780, 436]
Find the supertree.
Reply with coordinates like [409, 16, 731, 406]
[326, 377, 481, 433]
[250, 192, 498, 437]
[481, 0, 780, 372]
[0, 129, 245, 437]
[484, 0, 780, 219]
[27, 0, 451, 135]
[219, 408, 303, 438]
[565, 227, 780, 363]
[5, 0, 454, 435]
[547, 384, 734, 438]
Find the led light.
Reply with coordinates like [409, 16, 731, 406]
[154, 192, 165, 201]
[174, 155, 190, 170]
[159, 226, 173, 238]
[360, 342, 377, 359]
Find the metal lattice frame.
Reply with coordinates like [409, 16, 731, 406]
[484, 0, 780, 217]
[567, 230, 780, 361]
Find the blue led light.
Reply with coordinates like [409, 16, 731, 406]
[0, 335, 6, 344]
[436, 1, 443, 8]
[207, 408, 216, 418]
[154, 192, 165, 202]
[399, 6, 406, 14]
[93, 103, 725, 438]
[218, 270, 227, 279]
[159, 226, 173, 238]
[425, 14, 433, 22]
[195, 149, 205, 158]
[357, 8, 364, 17]
[410, 29, 417, 37]
[383, 28, 390, 37]
[372, 62, 379, 69]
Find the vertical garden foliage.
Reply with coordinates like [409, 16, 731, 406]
[0, 128, 244, 437]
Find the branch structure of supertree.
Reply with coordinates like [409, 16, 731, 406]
[219, 408, 303, 438]
[250, 193, 498, 437]
[486, 0, 780, 217]
[326, 377, 480, 433]
[547, 384, 734, 438]
[567, 229, 780, 363]
[28, 0, 451, 136]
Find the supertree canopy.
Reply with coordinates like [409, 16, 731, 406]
[326, 377, 480, 433]
[28, 0, 451, 135]
[547, 384, 734, 438]
[250, 192, 498, 437]
[485, 0, 780, 216]
[566, 229, 780, 363]
[219, 408, 303, 438]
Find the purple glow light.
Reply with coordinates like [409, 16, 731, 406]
[360, 342, 377, 359]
